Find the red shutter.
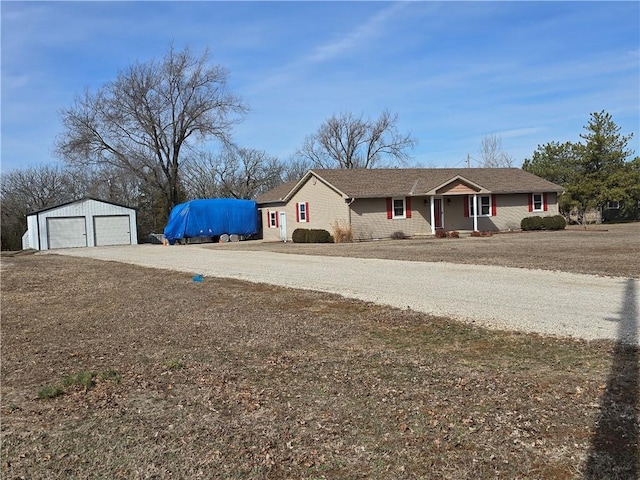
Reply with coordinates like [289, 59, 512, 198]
[528, 194, 533, 212]
[386, 197, 393, 219]
[543, 193, 548, 212]
[295, 203, 299, 222]
[463, 195, 469, 218]
[405, 197, 412, 218]
[275, 211, 279, 228]
[491, 194, 497, 216]
[305, 202, 310, 222]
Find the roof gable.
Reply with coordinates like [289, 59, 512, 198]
[27, 197, 136, 216]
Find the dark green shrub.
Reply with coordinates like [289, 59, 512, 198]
[544, 215, 566, 230]
[292, 228, 309, 243]
[292, 228, 333, 243]
[391, 231, 407, 240]
[521, 216, 544, 231]
[308, 229, 333, 243]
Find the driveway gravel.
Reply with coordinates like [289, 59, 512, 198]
[49, 244, 639, 345]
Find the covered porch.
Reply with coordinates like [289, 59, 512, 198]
[425, 176, 493, 234]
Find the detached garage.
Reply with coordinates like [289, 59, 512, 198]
[22, 198, 138, 250]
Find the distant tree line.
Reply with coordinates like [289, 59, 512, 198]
[523, 110, 639, 224]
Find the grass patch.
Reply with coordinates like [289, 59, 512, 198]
[61, 370, 95, 389]
[163, 358, 185, 370]
[37, 384, 64, 400]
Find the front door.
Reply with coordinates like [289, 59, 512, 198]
[434, 198, 443, 229]
[279, 212, 287, 242]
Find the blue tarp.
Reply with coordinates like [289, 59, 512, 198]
[163, 199, 258, 242]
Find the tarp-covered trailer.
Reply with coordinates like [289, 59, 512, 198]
[163, 198, 258, 244]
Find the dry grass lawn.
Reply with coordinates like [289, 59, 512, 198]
[215, 223, 640, 279]
[1, 223, 638, 479]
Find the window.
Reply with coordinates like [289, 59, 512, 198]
[386, 197, 412, 219]
[606, 201, 620, 210]
[268, 211, 278, 228]
[468, 195, 492, 217]
[532, 193, 544, 212]
[296, 202, 309, 222]
[393, 198, 406, 219]
[528, 193, 548, 212]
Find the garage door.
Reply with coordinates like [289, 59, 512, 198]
[47, 217, 87, 249]
[94, 215, 131, 246]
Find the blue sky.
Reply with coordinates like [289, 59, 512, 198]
[2, 1, 639, 174]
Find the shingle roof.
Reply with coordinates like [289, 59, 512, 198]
[315, 168, 564, 197]
[256, 168, 564, 203]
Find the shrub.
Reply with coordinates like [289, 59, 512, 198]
[447, 231, 460, 238]
[521, 215, 566, 231]
[521, 216, 544, 231]
[292, 228, 333, 243]
[309, 229, 333, 243]
[292, 229, 308, 243]
[391, 231, 407, 240]
[542, 215, 566, 230]
[331, 220, 353, 243]
[434, 230, 447, 238]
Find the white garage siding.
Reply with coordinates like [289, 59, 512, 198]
[94, 215, 132, 246]
[23, 198, 138, 250]
[47, 217, 87, 249]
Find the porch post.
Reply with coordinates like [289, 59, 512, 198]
[473, 194, 478, 232]
[430, 196, 435, 235]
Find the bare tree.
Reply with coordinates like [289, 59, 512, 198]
[182, 147, 284, 200]
[56, 44, 248, 216]
[281, 157, 314, 182]
[0, 165, 75, 250]
[478, 134, 514, 168]
[296, 110, 416, 169]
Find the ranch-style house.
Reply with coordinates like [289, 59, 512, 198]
[256, 168, 564, 242]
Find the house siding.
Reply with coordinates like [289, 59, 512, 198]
[443, 193, 559, 232]
[351, 197, 432, 240]
[260, 176, 349, 242]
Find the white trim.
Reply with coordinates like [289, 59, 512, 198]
[532, 193, 544, 212]
[297, 202, 308, 222]
[430, 197, 435, 234]
[268, 210, 278, 228]
[391, 197, 406, 219]
[469, 195, 493, 218]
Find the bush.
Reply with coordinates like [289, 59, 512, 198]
[292, 228, 308, 243]
[391, 231, 407, 240]
[521, 215, 566, 231]
[434, 230, 447, 238]
[292, 228, 333, 243]
[447, 231, 460, 238]
[331, 220, 353, 243]
[542, 215, 567, 230]
[521, 216, 544, 231]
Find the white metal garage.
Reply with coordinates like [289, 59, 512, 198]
[22, 198, 138, 250]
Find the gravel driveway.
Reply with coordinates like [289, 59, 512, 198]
[49, 244, 639, 345]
